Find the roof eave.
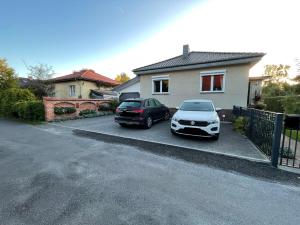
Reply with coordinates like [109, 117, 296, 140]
[133, 57, 264, 75]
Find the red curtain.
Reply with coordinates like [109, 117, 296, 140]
[202, 76, 211, 91]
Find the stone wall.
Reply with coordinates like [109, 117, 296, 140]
[43, 97, 111, 121]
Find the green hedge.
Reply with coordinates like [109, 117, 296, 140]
[263, 96, 300, 114]
[54, 107, 76, 115]
[79, 109, 96, 116]
[98, 100, 119, 112]
[0, 88, 36, 117]
[13, 100, 45, 121]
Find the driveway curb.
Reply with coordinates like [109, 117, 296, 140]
[73, 128, 300, 185]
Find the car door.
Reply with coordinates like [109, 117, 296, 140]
[148, 99, 160, 120]
[153, 99, 165, 119]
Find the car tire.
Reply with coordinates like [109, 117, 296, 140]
[144, 116, 153, 129]
[164, 111, 170, 121]
[212, 134, 219, 140]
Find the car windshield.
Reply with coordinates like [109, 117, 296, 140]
[119, 101, 141, 108]
[180, 102, 214, 111]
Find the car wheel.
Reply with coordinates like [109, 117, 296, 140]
[144, 116, 153, 129]
[164, 111, 170, 121]
[212, 134, 219, 140]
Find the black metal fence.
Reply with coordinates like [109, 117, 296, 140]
[233, 106, 283, 167]
[280, 115, 300, 168]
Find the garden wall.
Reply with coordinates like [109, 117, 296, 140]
[43, 97, 111, 121]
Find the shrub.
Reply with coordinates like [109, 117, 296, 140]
[0, 88, 36, 117]
[14, 100, 45, 121]
[79, 109, 96, 116]
[254, 102, 266, 110]
[233, 116, 248, 134]
[263, 96, 300, 114]
[54, 107, 76, 115]
[98, 100, 120, 112]
[109, 99, 120, 112]
[98, 103, 111, 111]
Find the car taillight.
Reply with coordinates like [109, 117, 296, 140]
[132, 109, 144, 113]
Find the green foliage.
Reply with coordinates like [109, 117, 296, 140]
[253, 102, 266, 110]
[109, 99, 120, 112]
[98, 100, 120, 112]
[54, 107, 76, 115]
[0, 58, 18, 90]
[79, 109, 96, 116]
[263, 96, 285, 113]
[263, 96, 300, 114]
[233, 116, 248, 134]
[13, 101, 45, 121]
[281, 147, 294, 159]
[0, 88, 36, 116]
[263, 64, 290, 83]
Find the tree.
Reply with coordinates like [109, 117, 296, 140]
[0, 58, 18, 90]
[25, 63, 55, 98]
[115, 73, 130, 83]
[263, 64, 290, 84]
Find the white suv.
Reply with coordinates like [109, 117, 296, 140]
[171, 99, 220, 140]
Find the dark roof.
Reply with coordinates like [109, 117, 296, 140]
[52, 69, 119, 86]
[112, 76, 140, 92]
[133, 51, 265, 75]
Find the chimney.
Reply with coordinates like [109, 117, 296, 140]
[183, 44, 190, 57]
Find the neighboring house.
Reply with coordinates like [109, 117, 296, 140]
[133, 45, 265, 111]
[248, 76, 270, 105]
[112, 76, 140, 101]
[52, 69, 119, 99]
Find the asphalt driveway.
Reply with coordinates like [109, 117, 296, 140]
[0, 119, 300, 225]
[54, 116, 267, 161]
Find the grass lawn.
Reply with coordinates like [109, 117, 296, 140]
[285, 129, 300, 141]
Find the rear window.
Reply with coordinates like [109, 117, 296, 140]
[119, 101, 141, 108]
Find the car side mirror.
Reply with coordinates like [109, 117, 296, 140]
[175, 106, 180, 110]
[216, 107, 222, 112]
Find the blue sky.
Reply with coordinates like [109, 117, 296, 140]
[0, 0, 201, 77]
[1, 0, 300, 78]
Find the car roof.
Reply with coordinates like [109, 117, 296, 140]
[124, 98, 144, 101]
[183, 99, 213, 103]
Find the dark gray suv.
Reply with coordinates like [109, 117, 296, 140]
[115, 98, 170, 129]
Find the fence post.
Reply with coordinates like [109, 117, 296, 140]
[271, 113, 284, 167]
[248, 109, 254, 138]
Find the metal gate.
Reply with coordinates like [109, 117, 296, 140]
[280, 115, 300, 168]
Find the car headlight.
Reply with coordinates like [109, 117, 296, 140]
[172, 117, 179, 122]
[208, 119, 219, 124]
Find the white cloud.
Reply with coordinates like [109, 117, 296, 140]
[58, 0, 300, 78]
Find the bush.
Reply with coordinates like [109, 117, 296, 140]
[14, 100, 45, 121]
[0, 88, 36, 117]
[263, 96, 300, 113]
[98, 100, 120, 112]
[253, 102, 266, 110]
[54, 107, 76, 115]
[233, 116, 248, 134]
[79, 109, 96, 116]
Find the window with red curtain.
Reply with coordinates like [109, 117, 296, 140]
[202, 76, 211, 91]
[213, 75, 223, 91]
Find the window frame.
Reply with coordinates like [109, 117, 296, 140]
[69, 85, 76, 97]
[200, 70, 226, 93]
[152, 75, 170, 95]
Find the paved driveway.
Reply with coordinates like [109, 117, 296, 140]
[54, 116, 267, 161]
[0, 119, 300, 225]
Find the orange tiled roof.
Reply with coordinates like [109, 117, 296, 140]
[53, 69, 119, 86]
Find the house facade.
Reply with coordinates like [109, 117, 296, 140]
[133, 45, 265, 110]
[52, 69, 119, 99]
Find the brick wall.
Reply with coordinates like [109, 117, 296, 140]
[43, 97, 111, 121]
